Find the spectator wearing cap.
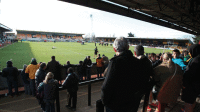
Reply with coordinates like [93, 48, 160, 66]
[25, 58, 39, 96]
[96, 54, 104, 78]
[102, 54, 109, 71]
[101, 37, 143, 112]
[20, 64, 31, 95]
[182, 44, 200, 112]
[172, 49, 186, 71]
[2, 61, 19, 97]
[35, 63, 47, 87]
[46, 56, 61, 84]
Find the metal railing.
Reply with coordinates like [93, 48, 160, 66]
[56, 77, 105, 112]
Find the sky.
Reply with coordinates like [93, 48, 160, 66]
[0, 0, 194, 39]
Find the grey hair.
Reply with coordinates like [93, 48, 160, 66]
[113, 37, 129, 52]
[23, 64, 27, 70]
[134, 45, 144, 56]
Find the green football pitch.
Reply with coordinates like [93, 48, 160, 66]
[0, 42, 171, 70]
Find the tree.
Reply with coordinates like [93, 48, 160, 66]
[128, 32, 134, 37]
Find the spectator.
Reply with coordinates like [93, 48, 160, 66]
[83, 56, 92, 80]
[134, 45, 155, 109]
[154, 53, 183, 112]
[181, 44, 200, 112]
[25, 58, 39, 96]
[101, 37, 144, 112]
[96, 54, 104, 78]
[63, 61, 73, 76]
[20, 64, 31, 95]
[2, 61, 19, 97]
[94, 46, 98, 58]
[77, 61, 84, 81]
[150, 53, 162, 68]
[183, 50, 191, 65]
[38, 72, 58, 112]
[172, 49, 186, 71]
[35, 63, 47, 87]
[46, 56, 61, 84]
[102, 54, 109, 71]
[62, 67, 79, 111]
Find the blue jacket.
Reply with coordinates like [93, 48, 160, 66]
[172, 57, 186, 71]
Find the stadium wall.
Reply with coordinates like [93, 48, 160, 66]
[0, 63, 98, 90]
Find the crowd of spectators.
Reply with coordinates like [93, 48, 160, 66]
[101, 37, 200, 112]
[1, 37, 200, 112]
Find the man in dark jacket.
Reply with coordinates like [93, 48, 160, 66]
[134, 45, 156, 109]
[20, 64, 31, 95]
[83, 56, 92, 80]
[2, 61, 19, 97]
[46, 56, 61, 83]
[181, 44, 200, 112]
[62, 67, 79, 111]
[77, 61, 84, 81]
[35, 63, 47, 87]
[134, 45, 154, 85]
[101, 37, 145, 112]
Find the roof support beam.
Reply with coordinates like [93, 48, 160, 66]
[158, 0, 200, 23]
[59, 0, 198, 35]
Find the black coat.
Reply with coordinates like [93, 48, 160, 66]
[183, 44, 200, 93]
[62, 73, 79, 92]
[137, 55, 154, 87]
[152, 60, 162, 68]
[77, 65, 84, 75]
[20, 69, 30, 84]
[46, 60, 61, 80]
[2, 66, 18, 81]
[83, 58, 92, 68]
[101, 50, 146, 112]
[35, 68, 46, 87]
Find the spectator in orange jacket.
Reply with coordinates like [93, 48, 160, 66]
[25, 58, 39, 96]
[96, 54, 103, 78]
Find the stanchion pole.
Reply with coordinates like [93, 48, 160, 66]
[88, 81, 91, 106]
[143, 91, 150, 112]
[56, 87, 60, 112]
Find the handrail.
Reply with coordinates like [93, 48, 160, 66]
[56, 77, 105, 112]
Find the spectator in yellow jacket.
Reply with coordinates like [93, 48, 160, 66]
[96, 54, 104, 78]
[25, 58, 39, 96]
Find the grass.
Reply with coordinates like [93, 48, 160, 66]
[0, 42, 171, 70]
